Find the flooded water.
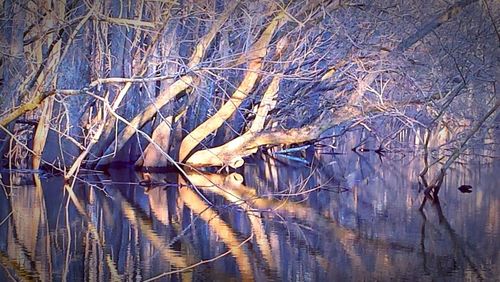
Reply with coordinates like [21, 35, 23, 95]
[0, 149, 498, 281]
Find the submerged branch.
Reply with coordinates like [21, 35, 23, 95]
[421, 100, 499, 200]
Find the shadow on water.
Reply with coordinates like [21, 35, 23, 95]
[0, 151, 498, 281]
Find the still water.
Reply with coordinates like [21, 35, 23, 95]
[0, 150, 498, 281]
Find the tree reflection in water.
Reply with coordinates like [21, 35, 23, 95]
[0, 152, 498, 281]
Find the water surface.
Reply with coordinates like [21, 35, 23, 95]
[0, 151, 498, 281]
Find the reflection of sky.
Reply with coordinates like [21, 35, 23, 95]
[0, 152, 498, 281]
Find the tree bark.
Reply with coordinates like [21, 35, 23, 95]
[95, 1, 239, 167]
[179, 14, 285, 162]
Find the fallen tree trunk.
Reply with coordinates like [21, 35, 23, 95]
[185, 106, 363, 168]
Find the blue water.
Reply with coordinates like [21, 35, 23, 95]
[0, 151, 498, 281]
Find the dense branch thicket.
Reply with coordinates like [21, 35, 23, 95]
[0, 0, 498, 179]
